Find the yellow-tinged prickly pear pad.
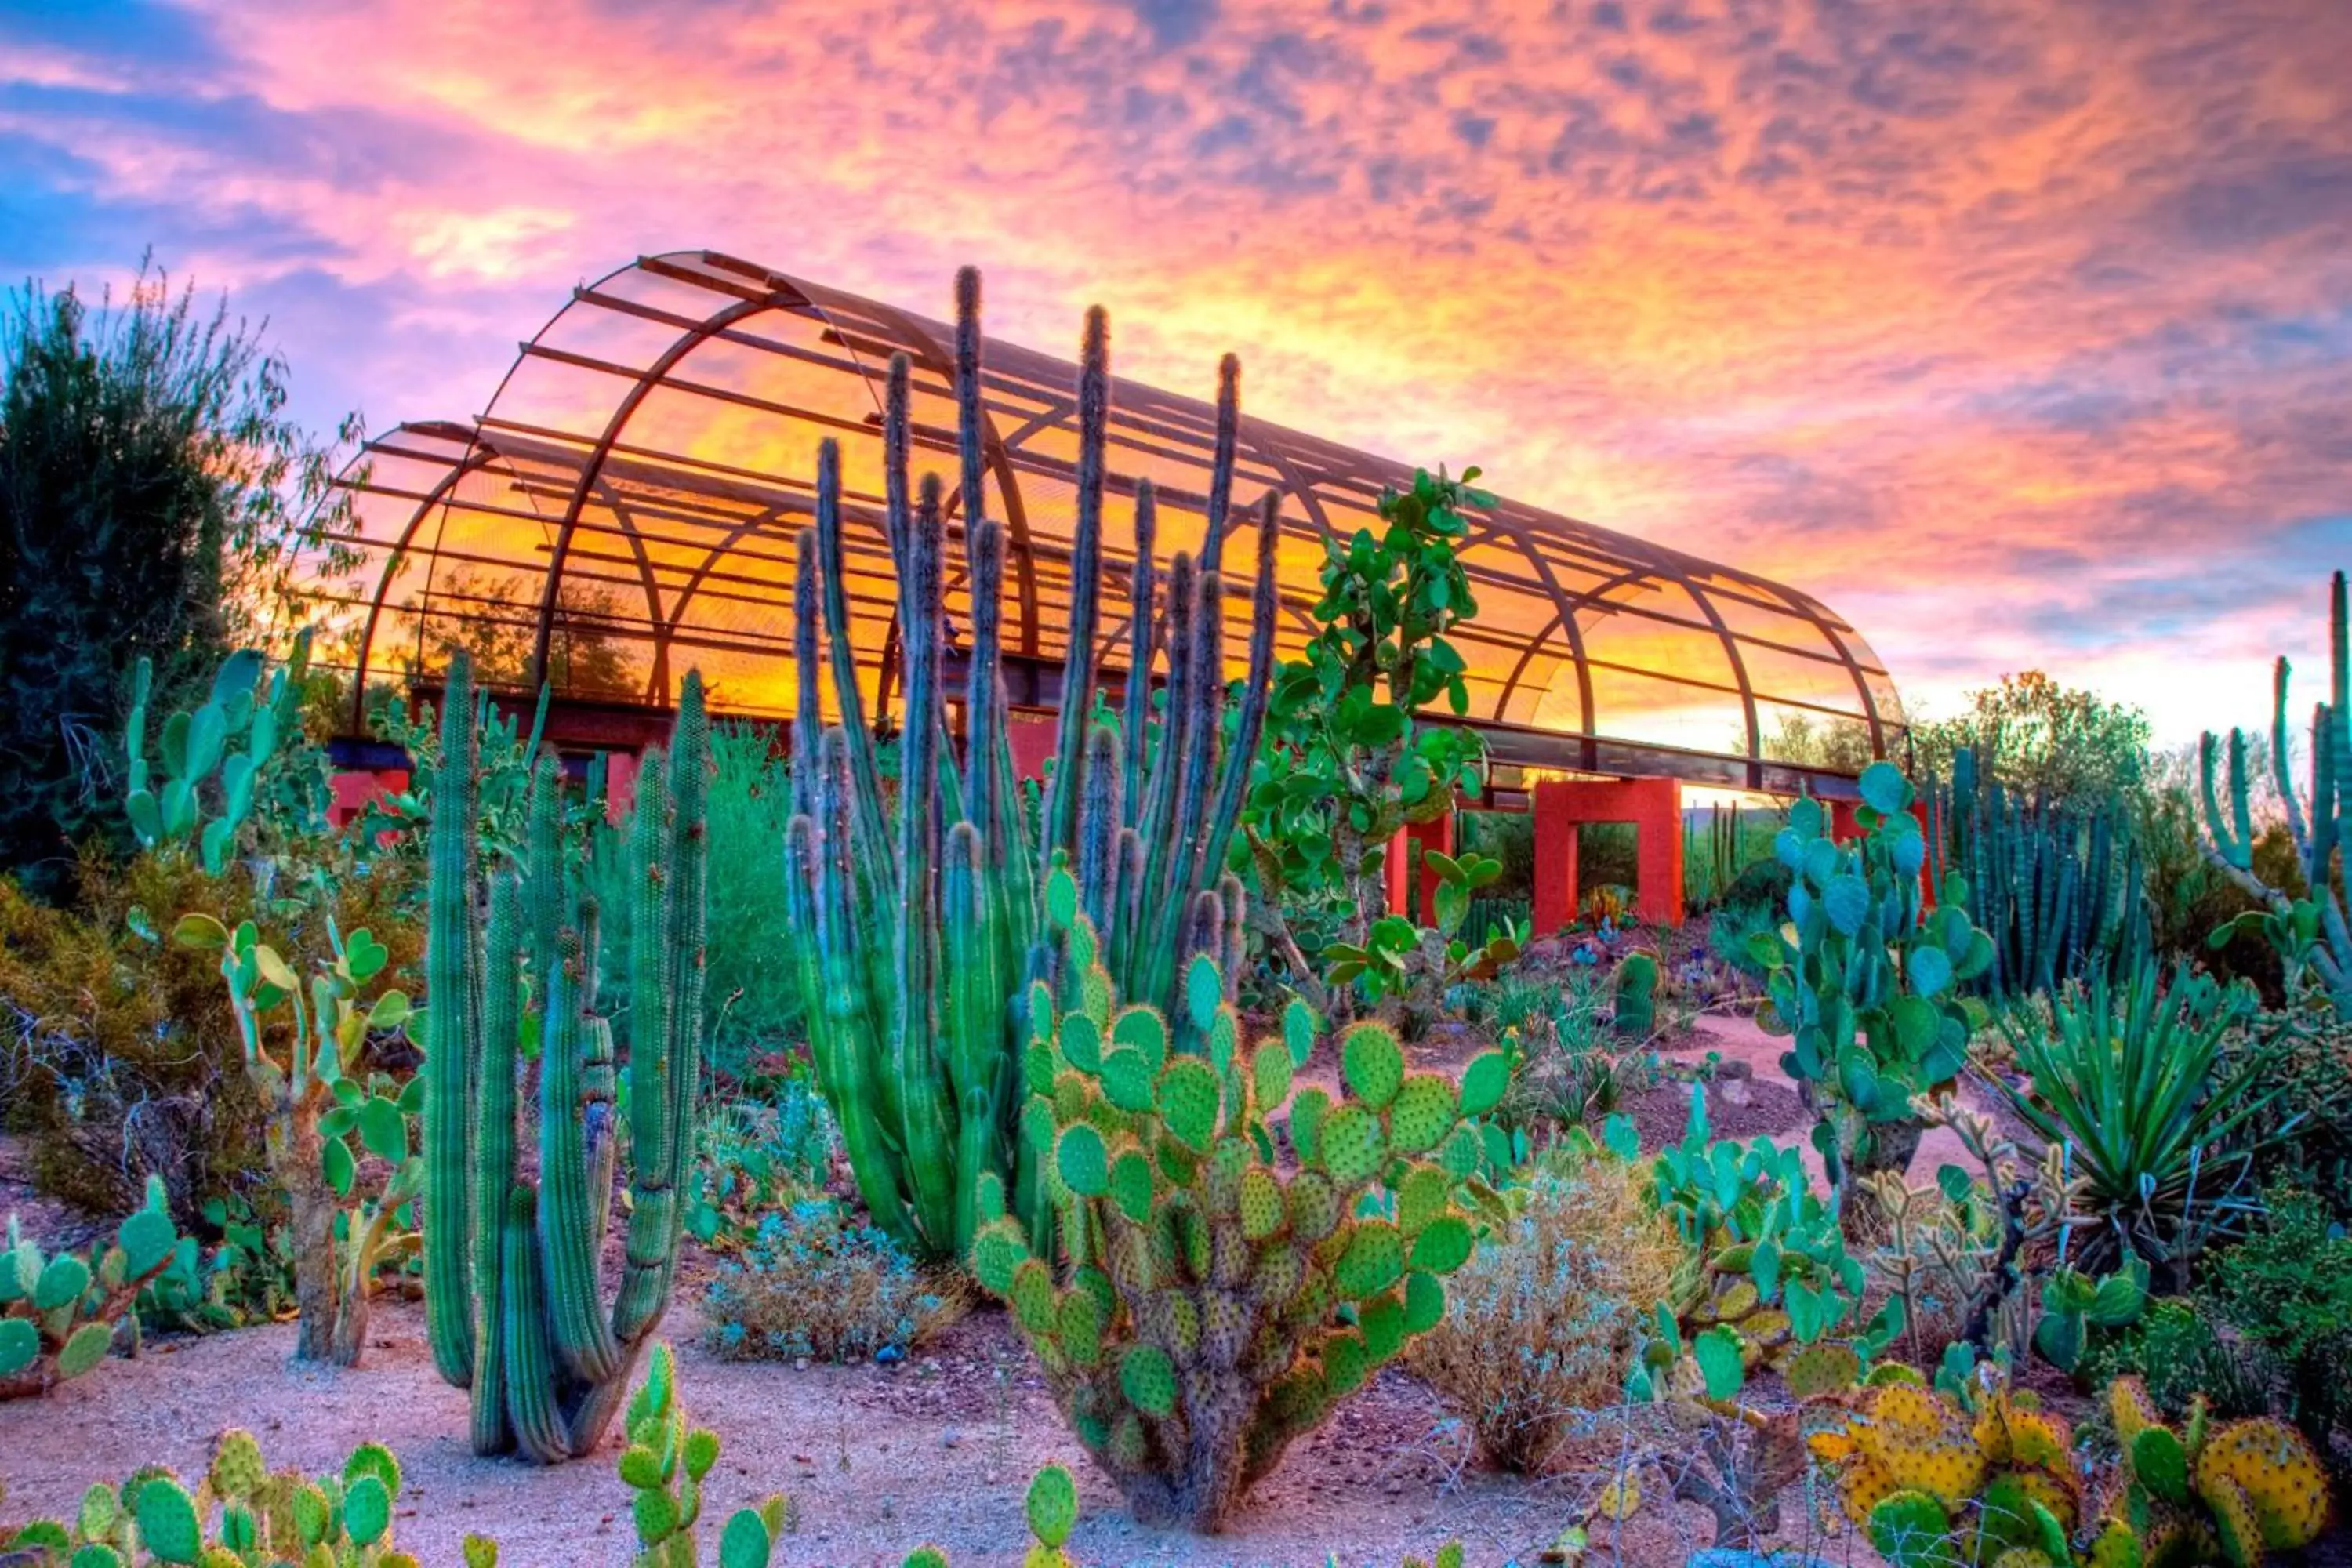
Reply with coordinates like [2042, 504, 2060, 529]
[1838, 1454, 1900, 1525]
[2110, 1376, 2163, 1451]
[2192, 1417, 2332, 1552]
[2004, 1406, 2079, 1487]
[1859, 1384, 1987, 1511]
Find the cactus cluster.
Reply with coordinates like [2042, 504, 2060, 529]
[899, 1465, 1081, 1568]
[785, 268, 1280, 1267]
[0, 1177, 179, 1399]
[615, 1345, 786, 1568]
[0, 1427, 432, 1567]
[1631, 1091, 1899, 1405]
[1927, 747, 2147, 1003]
[966, 870, 1508, 1530]
[2198, 570, 2352, 1011]
[1809, 1371, 2112, 1568]
[1748, 763, 1994, 1192]
[2107, 1377, 2332, 1568]
[124, 633, 326, 875]
[419, 653, 710, 1461]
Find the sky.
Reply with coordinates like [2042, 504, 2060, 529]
[2, 0, 2348, 746]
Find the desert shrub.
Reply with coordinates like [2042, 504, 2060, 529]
[1704, 898, 1777, 981]
[2076, 1298, 2280, 1422]
[2237, 1004, 2352, 1218]
[0, 846, 421, 1224]
[1406, 1152, 1682, 1472]
[1715, 855, 1791, 918]
[2201, 1186, 2352, 1461]
[1498, 969, 1662, 1133]
[704, 1197, 964, 1365]
[684, 1081, 837, 1254]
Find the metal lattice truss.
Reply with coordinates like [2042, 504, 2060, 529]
[317, 252, 1903, 793]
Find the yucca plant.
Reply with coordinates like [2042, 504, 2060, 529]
[1994, 959, 2287, 1283]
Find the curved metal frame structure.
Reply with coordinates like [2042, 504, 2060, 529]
[317, 251, 1903, 793]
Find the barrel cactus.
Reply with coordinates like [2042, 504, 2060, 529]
[1612, 951, 1658, 1038]
[964, 866, 1508, 1529]
[786, 268, 1280, 1269]
[0, 1177, 178, 1399]
[419, 652, 710, 1461]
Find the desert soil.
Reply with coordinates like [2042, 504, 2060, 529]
[0, 1009, 2013, 1567]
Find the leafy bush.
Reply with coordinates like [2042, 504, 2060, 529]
[704, 1197, 964, 1365]
[2201, 1187, 2352, 1460]
[684, 1083, 837, 1255]
[2077, 1298, 2280, 1423]
[1405, 1151, 1681, 1471]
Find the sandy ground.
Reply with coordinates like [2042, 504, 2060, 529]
[0, 1296, 1875, 1568]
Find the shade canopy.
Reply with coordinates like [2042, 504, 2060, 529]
[319, 251, 1902, 793]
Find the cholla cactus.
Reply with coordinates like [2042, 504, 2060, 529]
[0, 1177, 179, 1399]
[0, 1427, 423, 1566]
[786, 270, 1281, 1269]
[966, 867, 1508, 1530]
[1748, 762, 1993, 1192]
[2107, 1377, 2333, 1568]
[615, 1344, 786, 1568]
[420, 654, 710, 1461]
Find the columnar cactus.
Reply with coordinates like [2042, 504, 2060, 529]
[0, 1178, 179, 1399]
[786, 268, 1281, 1265]
[420, 652, 710, 1461]
[1748, 763, 1994, 1193]
[964, 866, 1508, 1530]
[2108, 1377, 2332, 1568]
[1926, 746, 2147, 1002]
[1612, 951, 1658, 1038]
[2200, 570, 2352, 1012]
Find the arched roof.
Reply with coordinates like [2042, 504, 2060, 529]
[322, 251, 1902, 793]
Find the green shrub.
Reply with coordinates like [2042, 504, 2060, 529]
[1404, 1152, 1682, 1471]
[684, 1083, 837, 1255]
[2201, 1187, 2352, 1460]
[2076, 1298, 2279, 1423]
[704, 1197, 965, 1365]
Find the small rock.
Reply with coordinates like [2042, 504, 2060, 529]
[942, 1428, 962, 1449]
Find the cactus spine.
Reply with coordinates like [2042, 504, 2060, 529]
[2200, 570, 2352, 1011]
[421, 653, 708, 1461]
[788, 269, 1279, 1265]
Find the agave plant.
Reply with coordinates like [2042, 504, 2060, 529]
[1994, 959, 2286, 1283]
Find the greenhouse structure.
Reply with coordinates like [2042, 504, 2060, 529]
[314, 251, 1907, 927]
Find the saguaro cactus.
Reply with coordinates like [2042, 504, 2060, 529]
[2200, 569, 2352, 1011]
[421, 652, 709, 1461]
[787, 268, 1281, 1265]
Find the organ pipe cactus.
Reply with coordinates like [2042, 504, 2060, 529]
[967, 866, 1510, 1530]
[786, 268, 1281, 1265]
[0, 1177, 179, 1399]
[421, 652, 710, 1461]
[1926, 746, 2147, 1002]
[2200, 570, 2352, 1011]
[1748, 763, 1994, 1195]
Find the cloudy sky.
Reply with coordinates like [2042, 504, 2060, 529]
[4, 0, 2347, 742]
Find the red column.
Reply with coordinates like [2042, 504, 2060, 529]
[1830, 799, 1862, 843]
[328, 768, 410, 829]
[1629, 777, 1684, 927]
[1007, 712, 1058, 781]
[1385, 814, 1455, 922]
[604, 750, 639, 827]
[1532, 782, 1580, 935]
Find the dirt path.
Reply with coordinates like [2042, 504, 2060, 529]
[0, 1297, 1877, 1568]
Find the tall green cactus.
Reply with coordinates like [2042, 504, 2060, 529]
[421, 652, 708, 1461]
[1927, 746, 2147, 1001]
[2200, 570, 2352, 1011]
[1748, 763, 1994, 1196]
[787, 268, 1280, 1266]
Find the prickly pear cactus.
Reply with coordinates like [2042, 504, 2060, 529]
[0, 1177, 180, 1399]
[618, 1344, 786, 1568]
[967, 867, 1508, 1530]
[2107, 1376, 2332, 1568]
[1748, 764, 1994, 1192]
[0, 1425, 423, 1566]
[1804, 1367, 2094, 1568]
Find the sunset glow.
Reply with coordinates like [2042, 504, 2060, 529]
[5, 0, 2347, 741]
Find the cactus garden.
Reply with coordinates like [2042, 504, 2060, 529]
[5, 13, 2352, 1556]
